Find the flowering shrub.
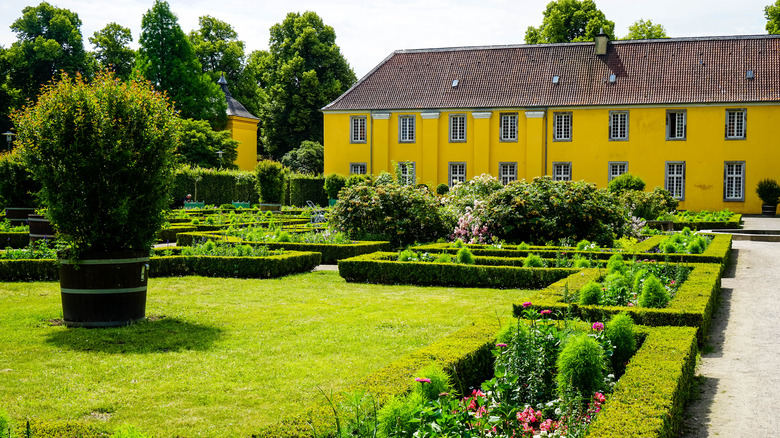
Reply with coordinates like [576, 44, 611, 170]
[482, 177, 628, 247]
[451, 204, 492, 244]
[330, 182, 449, 246]
[620, 187, 679, 221]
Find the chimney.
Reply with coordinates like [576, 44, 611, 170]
[595, 29, 608, 56]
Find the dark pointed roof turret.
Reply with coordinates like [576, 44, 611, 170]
[218, 74, 258, 120]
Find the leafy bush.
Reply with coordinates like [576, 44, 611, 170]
[456, 246, 475, 264]
[177, 118, 239, 169]
[638, 274, 670, 308]
[376, 392, 424, 438]
[255, 160, 287, 204]
[579, 281, 601, 305]
[605, 312, 637, 373]
[442, 173, 503, 216]
[14, 71, 178, 255]
[607, 173, 645, 195]
[482, 177, 627, 246]
[281, 140, 324, 174]
[435, 183, 449, 195]
[556, 333, 605, 398]
[0, 150, 41, 208]
[756, 178, 780, 205]
[523, 253, 544, 268]
[621, 187, 679, 220]
[412, 363, 453, 401]
[606, 253, 626, 274]
[330, 183, 449, 246]
[324, 173, 347, 199]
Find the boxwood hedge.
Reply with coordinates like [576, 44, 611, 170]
[338, 252, 579, 289]
[0, 232, 29, 248]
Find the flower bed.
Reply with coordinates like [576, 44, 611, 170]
[525, 262, 722, 343]
[260, 318, 697, 438]
[648, 210, 742, 231]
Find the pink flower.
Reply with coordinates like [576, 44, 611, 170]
[496, 343, 508, 348]
[522, 301, 532, 308]
[415, 377, 431, 383]
[592, 322, 604, 331]
[628, 302, 635, 307]
[540, 309, 552, 315]
[594, 392, 606, 403]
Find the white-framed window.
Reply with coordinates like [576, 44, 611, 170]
[349, 163, 367, 175]
[724, 161, 745, 201]
[399, 115, 416, 142]
[609, 111, 629, 140]
[666, 110, 686, 140]
[449, 114, 466, 142]
[665, 162, 686, 200]
[350, 116, 366, 143]
[398, 161, 415, 185]
[726, 109, 746, 139]
[552, 162, 572, 181]
[608, 162, 628, 181]
[499, 162, 517, 185]
[500, 113, 518, 142]
[553, 112, 572, 141]
[449, 162, 467, 186]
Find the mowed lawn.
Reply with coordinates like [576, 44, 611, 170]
[0, 270, 532, 437]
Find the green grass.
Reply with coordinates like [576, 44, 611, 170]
[0, 271, 530, 437]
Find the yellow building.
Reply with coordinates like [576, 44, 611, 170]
[219, 75, 259, 171]
[323, 34, 780, 213]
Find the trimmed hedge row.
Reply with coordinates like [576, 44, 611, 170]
[338, 252, 579, 289]
[171, 167, 259, 206]
[255, 317, 503, 438]
[0, 232, 29, 248]
[586, 325, 698, 438]
[175, 231, 391, 264]
[414, 233, 732, 266]
[0, 252, 320, 281]
[645, 214, 742, 231]
[523, 262, 722, 343]
[288, 174, 327, 207]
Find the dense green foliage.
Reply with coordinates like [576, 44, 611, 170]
[135, 0, 226, 124]
[525, 0, 615, 44]
[756, 178, 780, 205]
[188, 15, 245, 86]
[605, 312, 637, 372]
[607, 173, 646, 194]
[330, 182, 449, 246]
[13, 71, 178, 255]
[622, 19, 669, 40]
[324, 173, 347, 199]
[177, 118, 239, 168]
[258, 11, 357, 158]
[171, 166, 258, 205]
[255, 160, 287, 204]
[281, 140, 325, 175]
[288, 173, 327, 207]
[89, 23, 136, 80]
[767, 0, 780, 34]
[621, 187, 679, 220]
[482, 177, 627, 246]
[0, 150, 40, 208]
[556, 333, 605, 398]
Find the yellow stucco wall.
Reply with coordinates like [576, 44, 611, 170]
[225, 115, 259, 172]
[324, 104, 779, 213]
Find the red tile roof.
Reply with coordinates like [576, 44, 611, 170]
[323, 35, 780, 111]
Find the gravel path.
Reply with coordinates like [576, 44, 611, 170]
[680, 237, 780, 437]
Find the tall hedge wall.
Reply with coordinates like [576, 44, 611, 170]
[288, 174, 327, 207]
[171, 166, 259, 206]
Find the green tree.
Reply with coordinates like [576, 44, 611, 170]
[89, 23, 136, 80]
[188, 16, 245, 85]
[622, 19, 669, 40]
[766, 0, 780, 34]
[259, 11, 356, 159]
[6, 2, 91, 104]
[525, 0, 615, 44]
[281, 140, 324, 174]
[177, 118, 239, 169]
[135, 0, 226, 125]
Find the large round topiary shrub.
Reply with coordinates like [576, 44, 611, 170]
[254, 159, 287, 204]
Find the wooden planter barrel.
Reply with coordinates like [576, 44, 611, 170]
[27, 213, 55, 243]
[59, 251, 150, 327]
[4, 207, 36, 225]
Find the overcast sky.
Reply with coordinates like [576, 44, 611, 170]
[0, 0, 773, 79]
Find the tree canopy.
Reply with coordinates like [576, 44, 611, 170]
[135, 0, 226, 125]
[6, 2, 90, 104]
[258, 11, 356, 159]
[525, 0, 615, 44]
[281, 140, 324, 174]
[177, 118, 239, 169]
[89, 23, 136, 80]
[188, 16, 245, 86]
[622, 19, 669, 40]
[767, 0, 780, 34]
